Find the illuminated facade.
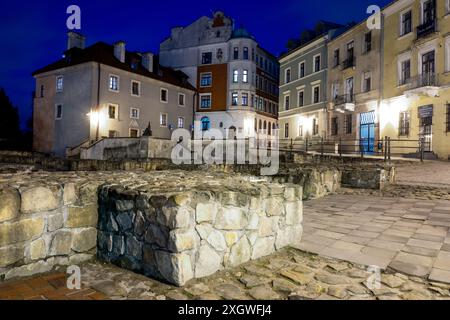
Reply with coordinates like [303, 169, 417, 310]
[381, 0, 450, 159]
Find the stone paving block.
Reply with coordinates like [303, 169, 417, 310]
[330, 241, 365, 254]
[340, 235, 372, 246]
[318, 247, 354, 261]
[377, 234, 410, 244]
[411, 233, 445, 242]
[361, 246, 397, 260]
[314, 230, 345, 240]
[295, 241, 324, 255]
[401, 245, 439, 258]
[433, 251, 450, 271]
[367, 239, 405, 252]
[416, 226, 448, 237]
[383, 229, 415, 238]
[347, 253, 391, 270]
[352, 230, 380, 239]
[389, 261, 430, 277]
[301, 234, 336, 246]
[406, 238, 442, 251]
[393, 252, 434, 268]
[428, 268, 450, 284]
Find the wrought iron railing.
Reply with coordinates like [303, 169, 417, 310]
[342, 57, 355, 69]
[333, 94, 355, 105]
[407, 73, 438, 89]
[417, 19, 437, 39]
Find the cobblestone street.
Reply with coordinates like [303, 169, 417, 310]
[395, 161, 450, 188]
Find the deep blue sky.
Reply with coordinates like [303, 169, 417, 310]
[0, 0, 390, 129]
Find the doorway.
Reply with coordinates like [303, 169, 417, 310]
[360, 111, 376, 153]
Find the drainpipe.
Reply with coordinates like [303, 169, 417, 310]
[95, 63, 101, 141]
[192, 91, 198, 140]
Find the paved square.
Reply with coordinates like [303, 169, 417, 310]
[300, 195, 450, 283]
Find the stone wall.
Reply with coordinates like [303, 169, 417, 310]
[341, 166, 396, 190]
[0, 178, 99, 280]
[96, 172, 303, 286]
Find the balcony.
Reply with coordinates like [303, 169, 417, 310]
[342, 57, 355, 70]
[331, 94, 355, 112]
[417, 19, 437, 39]
[404, 73, 440, 98]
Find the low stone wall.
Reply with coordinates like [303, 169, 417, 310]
[341, 166, 396, 190]
[96, 172, 303, 286]
[0, 179, 99, 280]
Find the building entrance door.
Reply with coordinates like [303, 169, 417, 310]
[418, 105, 433, 152]
[360, 111, 376, 153]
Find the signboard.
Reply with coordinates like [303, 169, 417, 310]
[418, 105, 433, 118]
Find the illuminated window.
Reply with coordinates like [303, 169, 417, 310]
[200, 94, 211, 109]
[232, 92, 239, 106]
[108, 105, 117, 119]
[200, 73, 212, 87]
[160, 113, 168, 127]
[242, 70, 248, 83]
[242, 93, 248, 106]
[130, 108, 139, 119]
[399, 112, 410, 136]
[109, 75, 119, 91]
[178, 117, 184, 128]
[56, 76, 64, 92]
[233, 70, 239, 83]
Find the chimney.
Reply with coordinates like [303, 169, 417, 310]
[141, 52, 154, 73]
[67, 31, 86, 50]
[114, 41, 126, 63]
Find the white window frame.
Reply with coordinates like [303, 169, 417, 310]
[55, 104, 63, 120]
[331, 82, 340, 100]
[284, 94, 290, 110]
[108, 104, 119, 120]
[231, 92, 239, 106]
[313, 54, 321, 73]
[361, 71, 372, 92]
[160, 113, 168, 127]
[160, 88, 168, 103]
[297, 90, 304, 107]
[298, 61, 305, 78]
[417, 42, 437, 75]
[445, 36, 450, 73]
[399, 8, 413, 37]
[199, 93, 212, 110]
[178, 93, 186, 107]
[109, 74, 120, 92]
[130, 107, 140, 119]
[284, 67, 291, 84]
[131, 80, 141, 97]
[312, 84, 321, 104]
[397, 51, 412, 85]
[284, 123, 289, 138]
[56, 76, 64, 92]
[129, 128, 140, 138]
[177, 116, 185, 129]
[242, 69, 248, 83]
[241, 92, 249, 106]
[233, 69, 239, 83]
[200, 72, 212, 87]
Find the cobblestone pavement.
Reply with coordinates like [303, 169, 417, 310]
[300, 194, 450, 284]
[2, 248, 450, 300]
[395, 161, 450, 188]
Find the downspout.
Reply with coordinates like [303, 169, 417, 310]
[192, 91, 198, 140]
[379, 13, 385, 142]
[95, 63, 101, 141]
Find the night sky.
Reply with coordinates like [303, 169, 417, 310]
[0, 0, 391, 129]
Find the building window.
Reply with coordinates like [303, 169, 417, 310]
[362, 72, 372, 92]
[131, 80, 140, 96]
[284, 123, 289, 138]
[446, 104, 450, 132]
[314, 55, 321, 73]
[233, 70, 239, 83]
[313, 118, 319, 135]
[298, 125, 303, 137]
[298, 91, 304, 107]
[202, 52, 212, 64]
[232, 92, 239, 106]
[56, 76, 64, 92]
[299, 62, 305, 78]
[108, 105, 117, 119]
[313, 86, 320, 104]
[284, 95, 290, 110]
[233, 47, 239, 60]
[160, 113, 168, 127]
[363, 31, 372, 53]
[201, 117, 210, 131]
[333, 49, 340, 67]
[242, 93, 248, 106]
[160, 88, 168, 103]
[285, 68, 291, 83]
[242, 70, 248, 83]
[129, 129, 139, 138]
[176, 93, 185, 107]
[200, 94, 212, 109]
[399, 111, 410, 136]
[243, 47, 249, 60]
[400, 59, 411, 85]
[331, 117, 338, 135]
[130, 108, 139, 119]
[200, 73, 212, 87]
[55, 104, 63, 120]
[40, 85, 44, 98]
[400, 10, 412, 36]
[252, 48, 255, 61]
[344, 114, 352, 134]
[178, 117, 185, 129]
[109, 75, 119, 91]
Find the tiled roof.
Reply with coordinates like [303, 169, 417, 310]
[32, 42, 196, 91]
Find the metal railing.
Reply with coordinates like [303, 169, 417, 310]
[277, 136, 429, 162]
[407, 73, 439, 89]
[417, 19, 437, 38]
[342, 57, 355, 70]
[333, 94, 355, 105]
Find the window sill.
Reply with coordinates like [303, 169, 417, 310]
[397, 32, 413, 41]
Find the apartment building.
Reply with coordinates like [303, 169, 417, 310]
[32, 32, 195, 157]
[278, 21, 343, 141]
[327, 19, 383, 153]
[380, 0, 450, 159]
[159, 11, 279, 139]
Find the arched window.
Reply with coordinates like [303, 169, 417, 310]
[201, 117, 210, 131]
[268, 123, 272, 135]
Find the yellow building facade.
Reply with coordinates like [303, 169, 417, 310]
[381, 0, 450, 159]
